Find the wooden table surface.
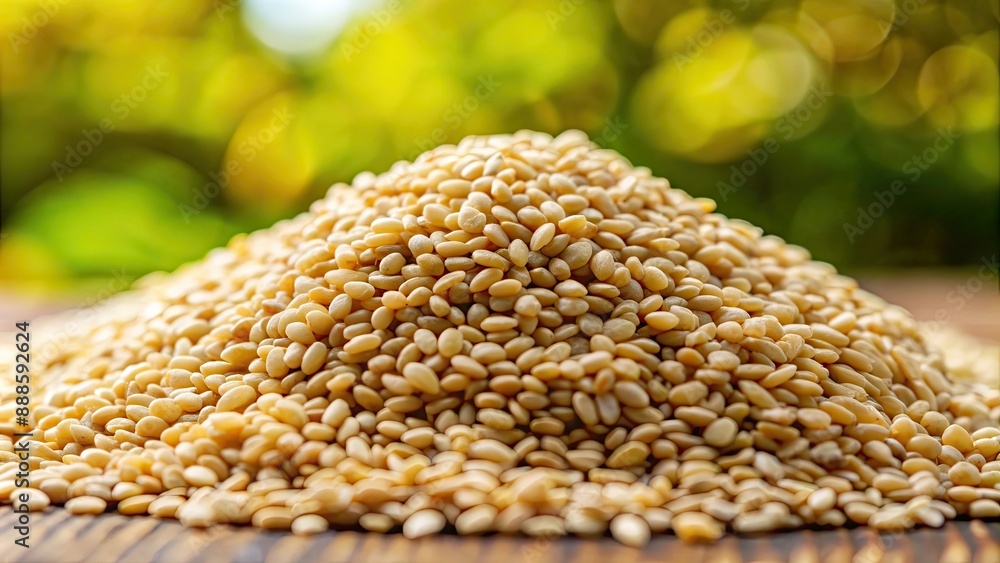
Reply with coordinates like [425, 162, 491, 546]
[1, 508, 999, 563]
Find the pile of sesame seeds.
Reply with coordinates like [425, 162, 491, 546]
[2, 130, 999, 546]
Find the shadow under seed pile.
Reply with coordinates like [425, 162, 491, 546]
[3, 130, 1000, 546]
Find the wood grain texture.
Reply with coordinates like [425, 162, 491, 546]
[2, 509, 999, 563]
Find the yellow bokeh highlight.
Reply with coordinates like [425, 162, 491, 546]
[853, 37, 930, 128]
[782, 9, 835, 66]
[918, 45, 1000, 132]
[0, 0, 996, 288]
[639, 13, 817, 161]
[474, 6, 606, 93]
[0, 234, 68, 290]
[613, 0, 688, 46]
[800, 0, 895, 62]
[222, 93, 315, 211]
[835, 36, 904, 97]
[189, 50, 290, 139]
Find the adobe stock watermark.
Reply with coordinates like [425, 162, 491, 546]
[409, 75, 501, 161]
[878, 0, 929, 34]
[182, 499, 263, 561]
[545, 0, 585, 29]
[213, 0, 240, 18]
[716, 83, 833, 201]
[673, 0, 751, 69]
[179, 106, 295, 223]
[341, 0, 404, 62]
[522, 486, 602, 562]
[592, 116, 628, 147]
[188, 505, 238, 547]
[901, 128, 959, 182]
[36, 270, 135, 364]
[854, 515, 919, 563]
[921, 255, 998, 340]
[521, 526, 562, 563]
[50, 65, 169, 182]
[7, 0, 70, 54]
[843, 127, 959, 243]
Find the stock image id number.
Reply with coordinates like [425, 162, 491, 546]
[14, 322, 30, 427]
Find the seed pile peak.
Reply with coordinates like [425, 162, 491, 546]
[2, 130, 999, 546]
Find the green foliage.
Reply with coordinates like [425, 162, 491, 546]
[1, 0, 997, 295]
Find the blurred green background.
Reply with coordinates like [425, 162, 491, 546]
[1, 0, 997, 301]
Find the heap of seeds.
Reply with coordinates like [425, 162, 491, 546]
[2, 130, 999, 546]
[929, 328, 1000, 391]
